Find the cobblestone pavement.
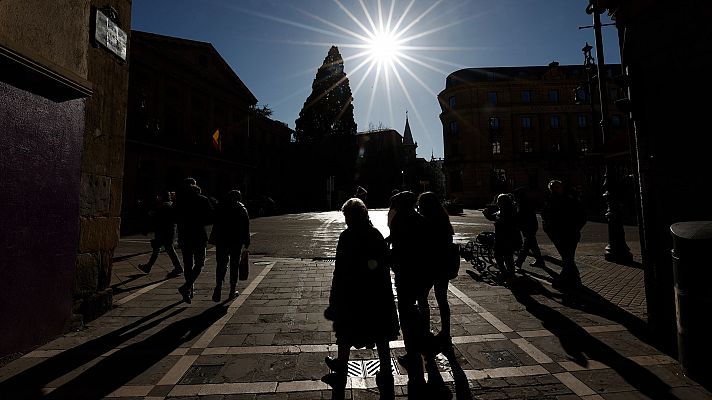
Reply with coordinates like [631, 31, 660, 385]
[1, 210, 708, 399]
[1, 251, 709, 398]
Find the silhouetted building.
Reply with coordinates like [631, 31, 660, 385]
[414, 154, 446, 200]
[122, 31, 292, 232]
[355, 128, 405, 207]
[353, 114, 420, 207]
[438, 61, 631, 213]
[0, 1, 132, 356]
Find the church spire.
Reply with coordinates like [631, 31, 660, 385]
[403, 110, 415, 145]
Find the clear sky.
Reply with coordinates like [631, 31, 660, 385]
[131, 0, 620, 159]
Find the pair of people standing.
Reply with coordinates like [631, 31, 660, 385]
[323, 191, 455, 399]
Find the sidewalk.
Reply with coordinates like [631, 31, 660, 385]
[0, 239, 709, 399]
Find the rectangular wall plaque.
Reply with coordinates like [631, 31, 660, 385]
[94, 9, 127, 61]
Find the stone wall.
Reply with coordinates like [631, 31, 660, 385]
[73, 0, 132, 322]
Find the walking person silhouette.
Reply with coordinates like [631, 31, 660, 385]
[416, 191, 455, 347]
[541, 180, 587, 290]
[512, 188, 545, 270]
[208, 189, 250, 302]
[483, 193, 522, 286]
[388, 190, 441, 398]
[175, 178, 213, 303]
[322, 198, 399, 400]
[137, 190, 183, 276]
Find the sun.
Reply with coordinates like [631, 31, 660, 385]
[367, 29, 402, 65]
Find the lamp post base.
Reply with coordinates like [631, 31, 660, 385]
[604, 245, 634, 263]
[604, 214, 634, 264]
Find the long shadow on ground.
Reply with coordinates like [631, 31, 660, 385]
[44, 303, 228, 400]
[509, 277, 682, 400]
[0, 302, 228, 399]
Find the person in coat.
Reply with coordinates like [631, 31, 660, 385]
[175, 178, 214, 304]
[387, 190, 434, 395]
[513, 188, 545, 269]
[208, 189, 250, 302]
[541, 180, 587, 290]
[137, 190, 183, 276]
[322, 198, 399, 400]
[483, 193, 522, 285]
[417, 191, 455, 346]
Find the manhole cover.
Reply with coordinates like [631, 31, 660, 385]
[482, 350, 519, 368]
[337, 358, 400, 377]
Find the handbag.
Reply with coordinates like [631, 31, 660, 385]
[238, 247, 250, 280]
[447, 242, 461, 280]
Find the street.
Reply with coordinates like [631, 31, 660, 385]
[0, 210, 708, 399]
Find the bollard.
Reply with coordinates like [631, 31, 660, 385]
[670, 221, 712, 383]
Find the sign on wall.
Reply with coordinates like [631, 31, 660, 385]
[94, 8, 127, 61]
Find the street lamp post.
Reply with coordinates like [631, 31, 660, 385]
[586, 1, 633, 263]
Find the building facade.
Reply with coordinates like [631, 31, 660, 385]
[122, 31, 293, 232]
[0, 1, 132, 356]
[353, 115, 420, 207]
[438, 61, 631, 212]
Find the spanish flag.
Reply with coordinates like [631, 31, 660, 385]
[211, 129, 221, 151]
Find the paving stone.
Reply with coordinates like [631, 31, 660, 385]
[251, 354, 299, 382]
[294, 353, 328, 381]
[479, 378, 509, 388]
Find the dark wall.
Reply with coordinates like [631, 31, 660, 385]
[0, 82, 84, 355]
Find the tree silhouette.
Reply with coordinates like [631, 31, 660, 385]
[295, 46, 357, 143]
[288, 46, 359, 210]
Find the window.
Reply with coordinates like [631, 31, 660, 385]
[450, 120, 459, 136]
[448, 96, 456, 109]
[487, 91, 498, 105]
[550, 115, 560, 129]
[489, 116, 500, 130]
[552, 142, 561, 152]
[487, 71, 496, 81]
[523, 140, 533, 153]
[521, 116, 532, 129]
[548, 89, 559, 102]
[521, 90, 532, 103]
[579, 140, 589, 152]
[578, 115, 588, 128]
[611, 115, 622, 128]
[575, 87, 589, 103]
[494, 168, 506, 181]
[492, 141, 501, 154]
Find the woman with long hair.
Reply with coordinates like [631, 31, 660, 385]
[417, 191, 455, 345]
